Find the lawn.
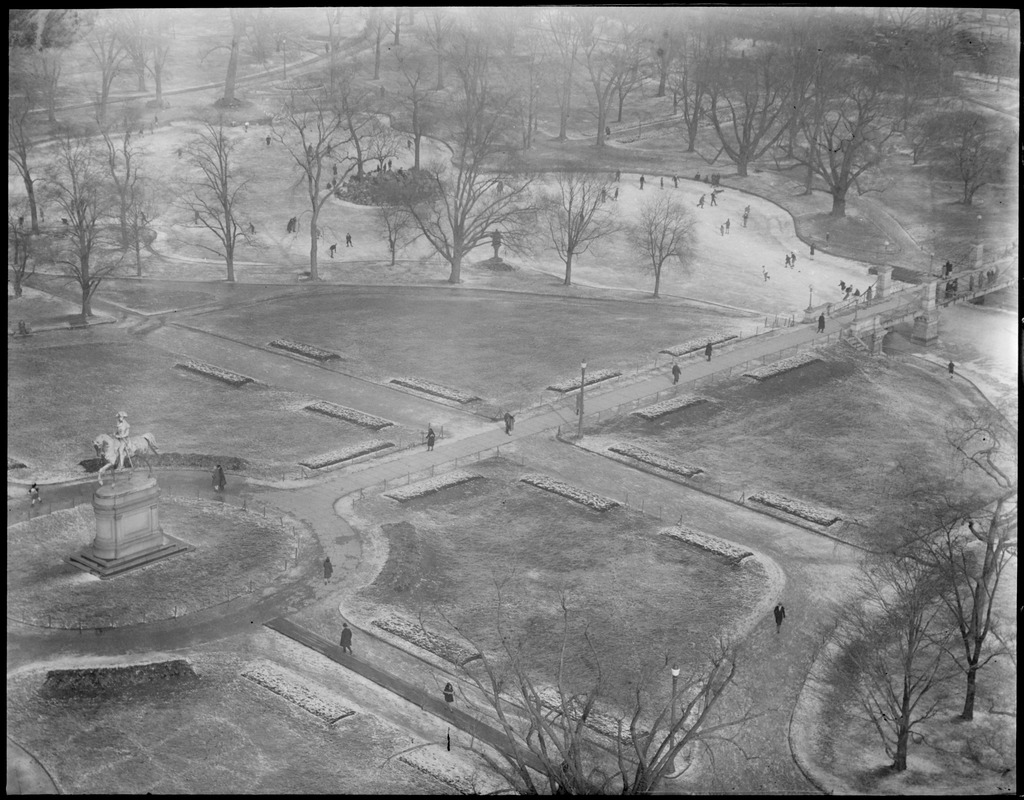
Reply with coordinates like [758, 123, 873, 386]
[337, 454, 769, 710]
[6, 338, 410, 478]
[587, 346, 1001, 549]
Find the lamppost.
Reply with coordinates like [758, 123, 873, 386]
[807, 284, 814, 312]
[669, 664, 680, 770]
[577, 359, 587, 440]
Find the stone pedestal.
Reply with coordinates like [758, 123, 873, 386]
[479, 257, 514, 272]
[874, 265, 893, 299]
[68, 476, 191, 578]
[911, 314, 939, 345]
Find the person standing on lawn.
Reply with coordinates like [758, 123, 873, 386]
[426, 426, 436, 451]
[323, 557, 333, 585]
[213, 465, 227, 492]
[705, 342, 713, 361]
[503, 412, 515, 435]
[340, 623, 353, 653]
[773, 604, 786, 633]
[672, 363, 681, 384]
[817, 313, 826, 333]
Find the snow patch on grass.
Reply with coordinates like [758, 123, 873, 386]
[241, 660, 355, 724]
[384, 470, 480, 502]
[519, 473, 620, 512]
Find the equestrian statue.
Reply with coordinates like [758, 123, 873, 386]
[93, 411, 159, 485]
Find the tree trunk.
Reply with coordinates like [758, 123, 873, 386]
[686, 123, 698, 152]
[893, 728, 908, 771]
[736, 155, 749, 178]
[563, 249, 573, 286]
[616, 91, 624, 123]
[80, 274, 93, 317]
[135, 235, 143, 277]
[829, 190, 847, 217]
[435, 53, 444, 90]
[137, 68, 146, 92]
[653, 267, 661, 298]
[154, 64, 163, 105]
[803, 162, 814, 195]
[224, 240, 235, 282]
[374, 38, 381, 80]
[393, 11, 401, 45]
[25, 180, 40, 234]
[448, 252, 461, 283]
[413, 134, 421, 170]
[309, 218, 320, 280]
[961, 666, 978, 721]
[224, 34, 240, 104]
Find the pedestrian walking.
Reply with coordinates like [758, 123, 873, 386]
[613, 188, 619, 201]
[704, 342, 713, 362]
[742, 211, 749, 227]
[947, 360, 955, 378]
[790, 252, 796, 268]
[720, 224, 725, 237]
[345, 233, 353, 247]
[639, 175, 645, 190]
[817, 313, 825, 333]
[865, 286, 872, 302]
[323, 556, 333, 584]
[266, 135, 271, 146]
[671, 363, 681, 384]
[600, 188, 607, 202]
[809, 242, 815, 258]
[615, 170, 621, 182]
[709, 192, 717, 206]
[213, 465, 227, 492]
[340, 623, 353, 653]
[426, 426, 436, 451]
[443, 682, 456, 705]
[839, 280, 846, 291]
[773, 604, 786, 633]
[29, 483, 40, 506]
[503, 412, 515, 435]
[697, 195, 705, 208]
[672, 174, 679, 188]
[725, 218, 730, 234]
[762, 267, 770, 282]
[660, 176, 664, 189]
[784, 254, 791, 269]
[248, 222, 255, 235]
[329, 243, 337, 258]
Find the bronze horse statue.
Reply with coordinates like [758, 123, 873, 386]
[93, 432, 159, 485]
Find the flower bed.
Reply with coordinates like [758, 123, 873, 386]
[661, 525, 752, 563]
[748, 490, 841, 526]
[384, 470, 480, 502]
[660, 332, 737, 357]
[536, 687, 647, 745]
[242, 661, 355, 724]
[398, 748, 503, 795]
[608, 444, 703, 478]
[742, 352, 820, 381]
[268, 339, 340, 362]
[372, 615, 481, 666]
[304, 400, 393, 430]
[632, 395, 708, 421]
[519, 474, 620, 512]
[389, 377, 480, 404]
[299, 440, 394, 470]
[8, 457, 27, 470]
[175, 359, 254, 387]
[547, 369, 621, 393]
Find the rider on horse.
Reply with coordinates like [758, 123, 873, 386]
[114, 412, 132, 468]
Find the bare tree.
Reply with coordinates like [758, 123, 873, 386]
[829, 554, 956, 772]
[121, 10, 150, 92]
[100, 109, 143, 249]
[365, 117, 400, 171]
[375, 201, 416, 266]
[544, 9, 585, 141]
[363, 8, 388, 81]
[419, 7, 454, 91]
[545, 171, 616, 286]
[630, 195, 696, 298]
[8, 96, 41, 234]
[274, 91, 356, 281]
[87, 20, 127, 124]
[393, 49, 438, 170]
[27, 49, 64, 125]
[931, 109, 1013, 206]
[46, 135, 121, 317]
[8, 210, 36, 298]
[668, 28, 716, 152]
[182, 123, 252, 282]
[706, 45, 792, 177]
[334, 62, 375, 181]
[579, 12, 647, 147]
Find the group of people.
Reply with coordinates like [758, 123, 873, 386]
[783, 252, 798, 269]
[838, 280, 872, 302]
[694, 172, 722, 186]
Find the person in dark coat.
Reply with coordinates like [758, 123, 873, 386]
[817, 313, 825, 333]
[426, 426, 436, 451]
[340, 623, 353, 653]
[503, 412, 515, 435]
[323, 557, 333, 585]
[947, 360, 955, 378]
[443, 682, 455, 705]
[639, 175, 645, 190]
[671, 363, 681, 384]
[809, 242, 815, 258]
[773, 604, 786, 633]
[213, 465, 227, 492]
[704, 342, 713, 362]
[29, 483, 40, 506]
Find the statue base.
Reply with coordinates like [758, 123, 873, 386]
[479, 257, 514, 272]
[68, 476, 192, 579]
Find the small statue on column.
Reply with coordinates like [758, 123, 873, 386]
[491, 230, 502, 260]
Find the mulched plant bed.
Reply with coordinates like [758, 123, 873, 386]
[632, 395, 708, 420]
[547, 369, 621, 393]
[268, 339, 340, 362]
[384, 470, 481, 502]
[371, 615, 480, 666]
[78, 453, 248, 474]
[398, 748, 503, 795]
[8, 457, 27, 470]
[389, 377, 480, 404]
[742, 352, 821, 381]
[660, 332, 738, 357]
[747, 490, 841, 526]
[519, 473, 620, 512]
[241, 662, 355, 724]
[41, 660, 198, 698]
[300, 440, 394, 470]
[304, 401, 393, 430]
[607, 444, 703, 478]
[176, 359, 254, 387]
[661, 525, 752, 564]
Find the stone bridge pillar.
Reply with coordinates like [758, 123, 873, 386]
[874, 265, 893, 299]
[911, 280, 939, 345]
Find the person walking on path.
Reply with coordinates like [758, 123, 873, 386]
[817, 313, 825, 333]
[673, 174, 679, 188]
[672, 363, 681, 384]
[725, 218, 730, 234]
[443, 682, 456, 705]
[660, 176, 664, 189]
[762, 267, 770, 282]
[720, 224, 725, 237]
[29, 483, 40, 506]
[323, 557, 333, 585]
[615, 169, 621, 182]
[697, 194, 705, 208]
[613, 187, 619, 201]
[503, 412, 515, 435]
[773, 604, 786, 633]
[426, 426, 436, 451]
[709, 191, 718, 206]
[705, 342, 713, 361]
[639, 175, 645, 190]
[213, 465, 227, 492]
[809, 242, 815, 258]
[345, 233, 353, 247]
[340, 623, 353, 653]
[790, 252, 797, 268]
[948, 360, 955, 378]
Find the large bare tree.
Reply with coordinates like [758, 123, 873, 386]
[8, 96, 41, 234]
[545, 171, 616, 286]
[630, 194, 696, 298]
[418, 7, 454, 91]
[87, 20, 127, 124]
[100, 109, 143, 249]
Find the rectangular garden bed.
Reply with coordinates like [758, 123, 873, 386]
[536, 687, 647, 745]
[632, 395, 708, 420]
[304, 400, 394, 430]
[547, 369, 621, 393]
[519, 474, 620, 512]
[372, 615, 480, 666]
[660, 332, 737, 357]
[268, 339, 340, 362]
[747, 490, 841, 526]
[175, 359, 254, 387]
[608, 444, 703, 478]
[384, 470, 481, 502]
[661, 525, 752, 563]
[389, 377, 480, 404]
[742, 352, 821, 381]
[241, 662, 355, 724]
[300, 440, 394, 470]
